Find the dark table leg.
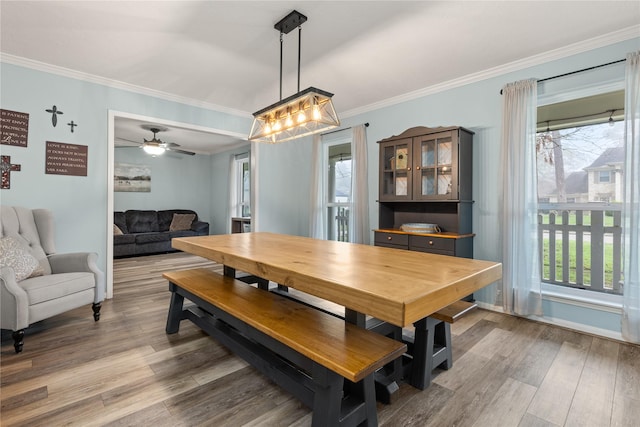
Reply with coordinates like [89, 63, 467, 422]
[345, 308, 400, 404]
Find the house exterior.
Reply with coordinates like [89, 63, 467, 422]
[539, 146, 624, 204]
[584, 146, 625, 203]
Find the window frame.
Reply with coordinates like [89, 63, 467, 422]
[322, 136, 352, 242]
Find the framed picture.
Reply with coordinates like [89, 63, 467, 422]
[114, 163, 151, 192]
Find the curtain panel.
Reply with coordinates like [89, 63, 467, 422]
[309, 134, 325, 239]
[350, 124, 370, 244]
[227, 154, 238, 234]
[622, 51, 640, 343]
[500, 78, 543, 316]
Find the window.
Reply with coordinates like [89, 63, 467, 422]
[324, 140, 352, 242]
[598, 171, 612, 183]
[234, 154, 250, 218]
[536, 91, 624, 294]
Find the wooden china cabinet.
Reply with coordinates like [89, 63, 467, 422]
[374, 126, 475, 259]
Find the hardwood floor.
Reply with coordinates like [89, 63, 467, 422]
[1, 252, 638, 426]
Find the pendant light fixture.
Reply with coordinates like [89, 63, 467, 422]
[248, 10, 340, 143]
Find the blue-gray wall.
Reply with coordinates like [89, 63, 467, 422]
[2, 34, 638, 339]
[253, 37, 639, 339]
[0, 61, 251, 277]
[113, 146, 213, 221]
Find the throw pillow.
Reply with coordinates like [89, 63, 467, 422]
[114, 224, 124, 235]
[169, 213, 195, 231]
[0, 236, 41, 281]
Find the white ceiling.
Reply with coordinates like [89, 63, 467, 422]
[2, 1, 639, 154]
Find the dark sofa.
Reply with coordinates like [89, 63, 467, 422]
[114, 209, 209, 257]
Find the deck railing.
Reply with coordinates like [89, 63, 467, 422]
[538, 203, 623, 294]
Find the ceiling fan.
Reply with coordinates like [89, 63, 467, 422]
[116, 125, 196, 156]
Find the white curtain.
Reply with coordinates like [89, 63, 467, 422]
[500, 78, 543, 316]
[349, 125, 370, 244]
[309, 134, 325, 239]
[622, 51, 640, 343]
[227, 154, 238, 234]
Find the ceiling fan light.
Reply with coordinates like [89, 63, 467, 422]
[143, 144, 165, 156]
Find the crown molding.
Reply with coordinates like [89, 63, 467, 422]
[0, 53, 252, 119]
[341, 25, 640, 118]
[3, 25, 638, 121]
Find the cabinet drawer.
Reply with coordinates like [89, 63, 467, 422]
[409, 235, 455, 254]
[375, 232, 409, 248]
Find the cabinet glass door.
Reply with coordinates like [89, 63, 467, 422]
[380, 139, 412, 200]
[415, 132, 455, 199]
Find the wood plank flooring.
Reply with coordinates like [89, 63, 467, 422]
[1, 252, 638, 426]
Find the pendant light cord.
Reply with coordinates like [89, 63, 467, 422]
[279, 31, 283, 101]
[297, 25, 302, 93]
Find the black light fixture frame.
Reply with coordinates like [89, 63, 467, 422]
[274, 10, 307, 100]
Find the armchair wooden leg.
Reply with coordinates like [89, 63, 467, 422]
[92, 303, 102, 321]
[12, 329, 24, 353]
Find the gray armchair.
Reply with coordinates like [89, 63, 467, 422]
[1, 206, 105, 353]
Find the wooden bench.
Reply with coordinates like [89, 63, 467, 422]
[164, 268, 407, 427]
[406, 299, 477, 389]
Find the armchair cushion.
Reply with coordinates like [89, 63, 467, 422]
[20, 272, 95, 305]
[0, 236, 42, 281]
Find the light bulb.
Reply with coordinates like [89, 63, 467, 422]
[143, 144, 165, 156]
[285, 112, 293, 128]
[273, 120, 282, 131]
[297, 110, 306, 123]
[312, 104, 321, 120]
[264, 122, 272, 134]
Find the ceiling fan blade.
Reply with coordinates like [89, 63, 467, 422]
[168, 148, 196, 156]
[165, 142, 180, 147]
[115, 137, 142, 145]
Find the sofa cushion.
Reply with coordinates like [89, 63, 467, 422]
[135, 232, 171, 244]
[0, 236, 42, 281]
[168, 230, 197, 239]
[114, 234, 136, 244]
[125, 210, 159, 233]
[169, 213, 195, 231]
[20, 272, 95, 305]
[158, 210, 198, 232]
[114, 211, 128, 234]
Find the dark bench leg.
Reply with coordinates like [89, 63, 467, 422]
[166, 285, 185, 334]
[311, 364, 378, 427]
[312, 365, 343, 426]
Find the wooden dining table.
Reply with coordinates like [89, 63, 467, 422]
[172, 232, 502, 398]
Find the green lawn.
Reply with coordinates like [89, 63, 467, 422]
[541, 239, 617, 287]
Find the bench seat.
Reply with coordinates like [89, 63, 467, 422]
[164, 268, 406, 426]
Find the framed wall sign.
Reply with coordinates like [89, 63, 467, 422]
[0, 109, 29, 147]
[45, 141, 88, 176]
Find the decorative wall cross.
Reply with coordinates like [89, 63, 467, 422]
[45, 105, 64, 127]
[67, 121, 78, 132]
[1, 155, 21, 189]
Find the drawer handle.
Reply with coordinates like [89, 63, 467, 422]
[387, 236, 392, 240]
[429, 240, 434, 245]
